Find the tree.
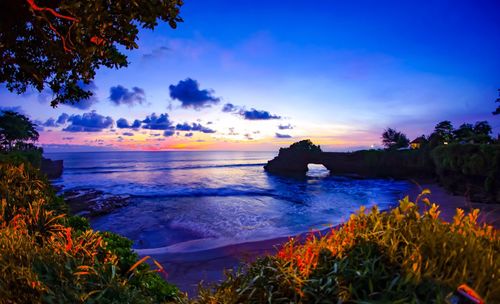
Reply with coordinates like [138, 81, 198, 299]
[472, 121, 493, 144]
[432, 120, 454, 144]
[0, 111, 39, 151]
[453, 123, 474, 143]
[288, 140, 322, 152]
[0, 0, 183, 107]
[494, 89, 500, 115]
[381, 128, 410, 150]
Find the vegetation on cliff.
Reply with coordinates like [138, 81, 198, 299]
[432, 143, 500, 202]
[193, 195, 499, 303]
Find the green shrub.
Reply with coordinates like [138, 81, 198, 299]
[193, 194, 499, 303]
[432, 144, 500, 202]
[0, 148, 43, 167]
[0, 161, 181, 303]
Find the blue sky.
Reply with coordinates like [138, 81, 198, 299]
[1, 0, 499, 151]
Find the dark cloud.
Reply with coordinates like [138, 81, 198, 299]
[163, 130, 175, 137]
[117, 118, 142, 129]
[278, 124, 293, 130]
[169, 78, 220, 109]
[142, 46, 169, 60]
[222, 103, 239, 113]
[207, 121, 213, 125]
[62, 137, 74, 140]
[57, 113, 69, 125]
[275, 133, 292, 138]
[66, 82, 99, 110]
[185, 132, 194, 137]
[175, 122, 216, 133]
[109, 85, 146, 106]
[33, 120, 44, 132]
[42, 118, 58, 127]
[241, 109, 281, 120]
[244, 133, 253, 140]
[142, 113, 174, 130]
[122, 132, 134, 136]
[63, 111, 114, 132]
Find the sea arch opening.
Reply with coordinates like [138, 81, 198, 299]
[306, 163, 330, 178]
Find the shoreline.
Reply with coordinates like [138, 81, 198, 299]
[149, 181, 500, 296]
[55, 177, 499, 296]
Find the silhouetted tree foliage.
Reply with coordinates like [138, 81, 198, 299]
[0, 0, 183, 107]
[472, 121, 493, 144]
[433, 121, 454, 143]
[452, 122, 492, 144]
[0, 111, 39, 151]
[288, 139, 322, 152]
[381, 128, 409, 150]
[453, 123, 474, 143]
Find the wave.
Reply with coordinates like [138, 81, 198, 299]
[65, 165, 136, 171]
[129, 188, 278, 199]
[64, 163, 266, 175]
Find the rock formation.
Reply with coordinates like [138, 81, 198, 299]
[41, 157, 63, 178]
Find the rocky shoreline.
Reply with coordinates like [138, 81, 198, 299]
[61, 188, 130, 218]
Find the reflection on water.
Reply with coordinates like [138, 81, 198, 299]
[47, 151, 410, 252]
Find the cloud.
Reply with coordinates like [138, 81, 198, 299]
[122, 132, 134, 136]
[57, 113, 69, 124]
[175, 122, 216, 133]
[278, 124, 293, 130]
[117, 118, 142, 129]
[142, 46, 170, 60]
[169, 78, 220, 109]
[142, 113, 174, 130]
[222, 103, 239, 113]
[43, 118, 58, 127]
[228, 127, 239, 136]
[275, 133, 292, 138]
[185, 132, 194, 137]
[109, 85, 146, 106]
[244, 133, 253, 140]
[33, 120, 44, 132]
[0, 106, 24, 114]
[62, 137, 74, 140]
[221, 103, 281, 120]
[163, 130, 175, 137]
[241, 109, 281, 120]
[63, 111, 114, 132]
[64, 82, 99, 110]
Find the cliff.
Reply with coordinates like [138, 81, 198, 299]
[264, 148, 434, 179]
[41, 157, 63, 179]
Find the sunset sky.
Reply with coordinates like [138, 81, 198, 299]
[1, 0, 499, 152]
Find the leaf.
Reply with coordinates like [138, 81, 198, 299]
[127, 255, 150, 273]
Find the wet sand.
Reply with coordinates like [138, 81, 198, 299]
[144, 181, 500, 296]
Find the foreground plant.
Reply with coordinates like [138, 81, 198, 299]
[0, 162, 181, 303]
[194, 192, 499, 303]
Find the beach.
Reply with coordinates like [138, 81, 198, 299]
[145, 181, 500, 296]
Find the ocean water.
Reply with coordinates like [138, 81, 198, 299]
[46, 151, 411, 253]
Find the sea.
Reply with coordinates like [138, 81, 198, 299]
[46, 151, 411, 253]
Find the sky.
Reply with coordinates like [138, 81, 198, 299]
[1, 0, 499, 152]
